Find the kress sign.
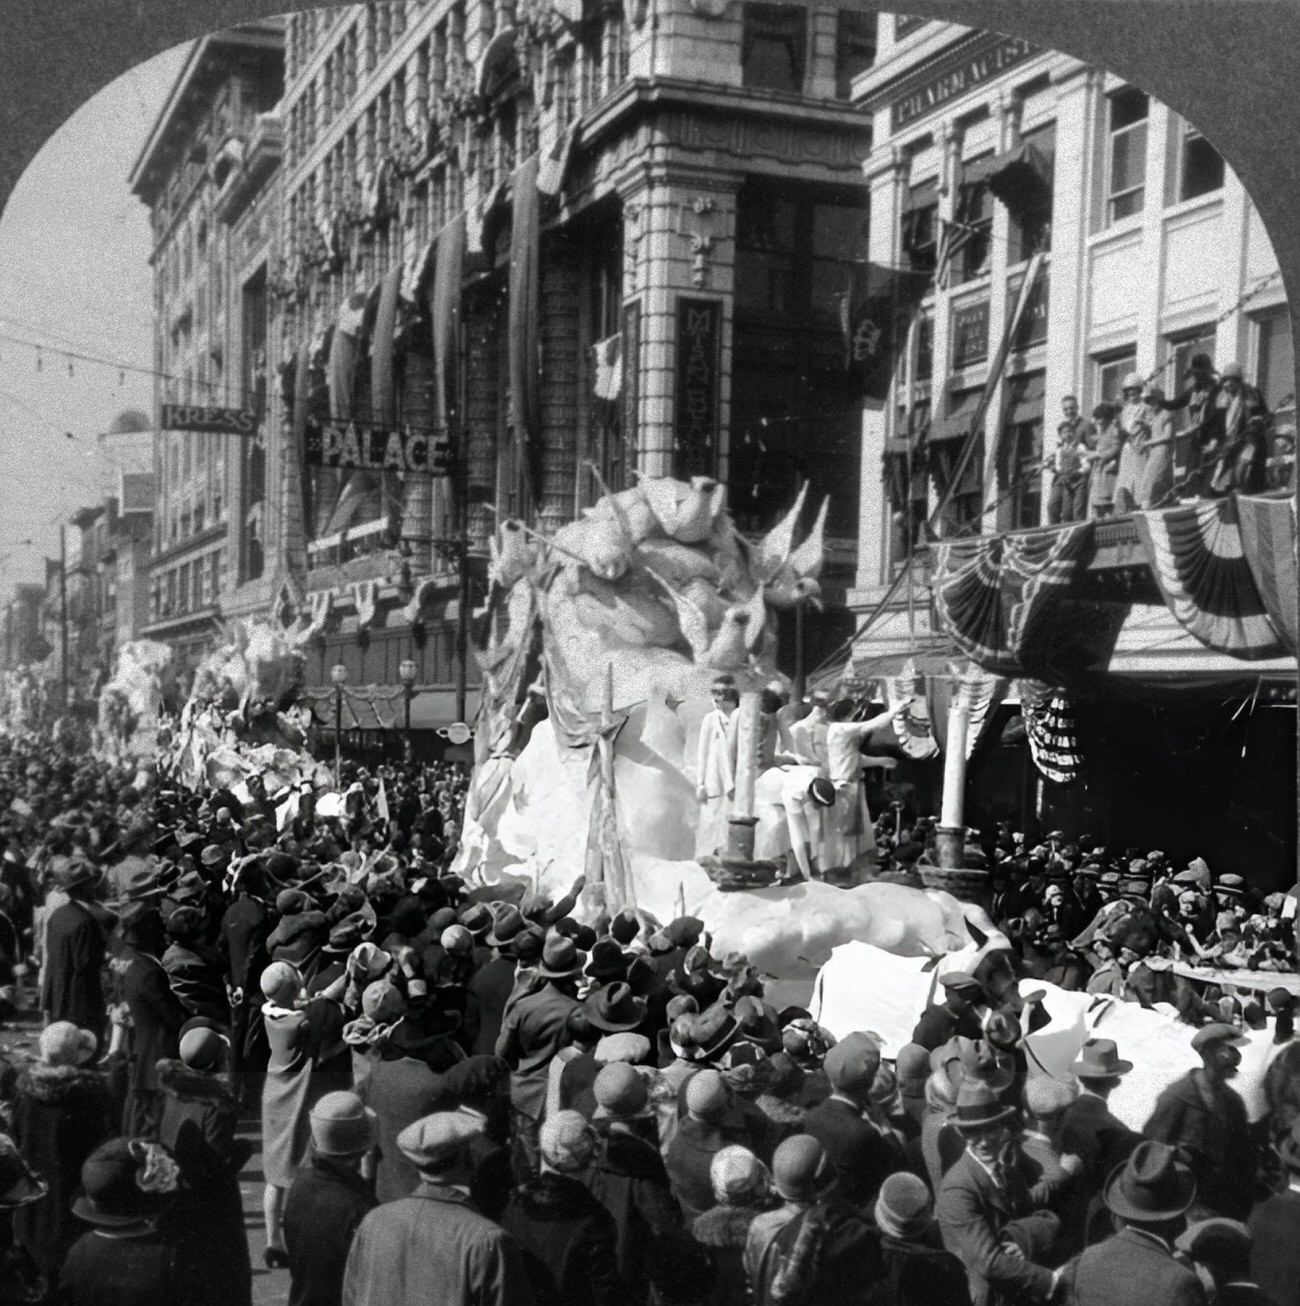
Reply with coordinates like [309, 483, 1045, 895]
[305, 422, 452, 473]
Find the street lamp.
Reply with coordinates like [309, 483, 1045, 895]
[399, 657, 417, 764]
[330, 662, 347, 787]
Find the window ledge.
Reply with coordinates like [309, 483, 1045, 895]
[1162, 190, 1224, 226]
[1088, 213, 1144, 248]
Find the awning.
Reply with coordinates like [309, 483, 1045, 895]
[987, 142, 1052, 214]
[477, 27, 520, 100]
[1004, 370, 1045, 425]
[930, 387, 983, 444]
[901, 179, 938, 214]
[301, 686, 482, 731]
[959, 152, 1001, 187]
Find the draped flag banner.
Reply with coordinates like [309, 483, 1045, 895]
[1132, 497, 1285, 659]
[1235, 494, 1298, 655]
[881, 657, 940, 760]
[932, 521, 1095, 676]
[1016, 679, 1081, 784]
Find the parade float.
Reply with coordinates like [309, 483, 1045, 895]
[92, 639, 176, 762]
[453, 473, 1007, 987]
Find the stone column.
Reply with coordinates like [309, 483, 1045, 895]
[935, 688, 971, 869]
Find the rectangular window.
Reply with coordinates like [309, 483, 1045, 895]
[1094, 345, 1138, 406]
[951, 298, 990, 369]
[741, 4, 806, 94]
[735, 192, 799, 315]
[952, 158, 994, 285]
[915, 311, 934, 382]
[834, 10, 876, 100]
[1007, 267, 1050, 351]
[1106, 87, 1148, 225]
[1009, 120, 1055, 262]
[1000, 372, 1045, 530]
[1179, 120, 1225, 202]
[901, 179, 938, 274]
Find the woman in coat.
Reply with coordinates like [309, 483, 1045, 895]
[875, 1172, 970, 1306]
[690, 1146, 773, 1306]
[156, 1023, 253, 1306]
[11, 1022, 112, 1288]
[58, 1138, 185, 1306]
[116, 902, 189, 1137]
[499, 1111, 625, 1306]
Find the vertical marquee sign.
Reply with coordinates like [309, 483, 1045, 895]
[674, 296, 722, 479]
[622, 298, 641, 480]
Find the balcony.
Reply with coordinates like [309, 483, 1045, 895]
[214, 112, 284, 224]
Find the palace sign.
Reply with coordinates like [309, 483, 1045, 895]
[891, 37, 1036, 130]
[304, 422, 452, 474]
[161, 403, 258, 435]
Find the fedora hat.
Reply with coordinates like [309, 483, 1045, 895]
[52, 857, 100, 892]
[957, 1038, 1015, 1093]
[536, 935, 584, 980]
[459, 903, 494, 938]
[1070, 1037, 1133, 1080]
[952, 1080, 1016, 1132]
[584, 939, 629, 983]
[1103, 1140, 1196, 1222]
[110, 864, 166, 905]
[485, 905, 526, 949]
[583, 982, 647, 1033]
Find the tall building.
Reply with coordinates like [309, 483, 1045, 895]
[839, 17, 1296, 877]
[128, 21, 285, 687]
[258, 0, 883, 744]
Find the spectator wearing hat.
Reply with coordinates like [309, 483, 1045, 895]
[1058, 1140, 1204, 1306]
[356, 1000, 461, 1204]
[156, 1023, 253, 1306]
[936, 1081, 1064, 1306]
[749, 1135, 886, 1306]
[688, 1145, 771, 1306]
[875, 1171, 969, 1306]
[803, 1032, 901, 1209]
[912, 973, 986, 1052]
[668, 1069, 741, 1223]
[584, 1062, 684, 1304]
[260, 960, 346, 1267]
[743, 1134, 832, 1291]
[1085, 935, 1126, 997]
[58, 1138, 185, 1306]
[218, 857, 273, 1085]
[43, 858, 107, 1038]
[0, 1133, 49, 1302]
[467, 906, 529, 1058]
[428, 1056, 515, 1222]
[1145, 1023, 1257, 1221]
[560, 983, 650, 1117]
[342, 1109, 532, 1306]
[116, 901, 189, 1139]
[160, 905, 229, 1025]
[1059, 1038, 1141, 1244]
[10, 1022, 111, 1288]
[920, 1048, 965, 1195]
[284, 1091, 378, 1306]
[1247, 1118, 1300, 1306]
[499, 1111, 625, 1306]
[1177, 1218, 1272, 1306]
[496, 934, 583, 1177]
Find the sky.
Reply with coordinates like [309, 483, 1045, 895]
[0, 41, 190, 592]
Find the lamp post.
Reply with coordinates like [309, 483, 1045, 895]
[399, 657, 417, 764]
[330, 662, 347, 787]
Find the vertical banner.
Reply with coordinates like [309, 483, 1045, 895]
[509, 154, 541, 513]
[371, 264, 403, 429]
[622, 298, 641, 482]
[674, 296, 722, 479]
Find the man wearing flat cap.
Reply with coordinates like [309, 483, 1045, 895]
[912, 973, 986, 1052]
[342, 1109, 533, 1306]
[1144, 1024, 1257, 1221]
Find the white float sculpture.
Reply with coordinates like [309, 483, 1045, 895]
[94, 639, 176, 762]
[456, 474, 993, 988]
